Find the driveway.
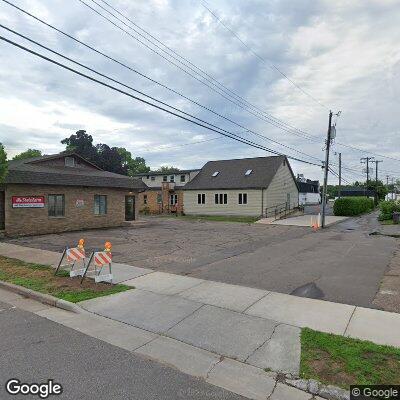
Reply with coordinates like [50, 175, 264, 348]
[4, 212, 398, 308]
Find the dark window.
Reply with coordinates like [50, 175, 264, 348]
[163, 175, 168, 182]
[150, 176, 155, 181]
[94, 195, 107, 215]
[197, 193, 205, 204]
[170, 175, 175, 182]
[180, 175, 186, 183]
[48, 194, 64, 217]
[215, 193, 227, 204]
[146, 175, 150, 179]
[143, 195, 148, 205]
[238, 193, 248, 205]
[157, 194, 162, 204]
[170, 194, 178, 205]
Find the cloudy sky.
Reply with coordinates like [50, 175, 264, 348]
[0, 0, 399, 183]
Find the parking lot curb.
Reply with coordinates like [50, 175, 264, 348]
[0, 280, 82, 313]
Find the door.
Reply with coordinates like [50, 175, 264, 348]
[125, 195, 135, 221]
[0, 191, 4, 230]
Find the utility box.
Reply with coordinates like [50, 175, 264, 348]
[393, 212, 400, 224]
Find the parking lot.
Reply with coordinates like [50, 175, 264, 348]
[5, 212, 397, 308]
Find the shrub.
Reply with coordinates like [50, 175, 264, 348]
[379, 200, 400, 221]
[333, 197, 374, 216]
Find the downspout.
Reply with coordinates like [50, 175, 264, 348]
[261, 188, 264, 217]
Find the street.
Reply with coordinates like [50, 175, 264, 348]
[0, 299, 244, 400]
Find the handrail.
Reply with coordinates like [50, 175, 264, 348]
[265, 202, 287, 218]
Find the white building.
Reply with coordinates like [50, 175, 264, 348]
[297, 175, 321, 205]
[183, 156, 299, 217]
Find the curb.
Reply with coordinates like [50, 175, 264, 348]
[285, 377, 349, 400]
[0, 280, 82, 313]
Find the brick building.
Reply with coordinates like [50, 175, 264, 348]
[0, 152, 145, 236]
[134, 169, 200, 214]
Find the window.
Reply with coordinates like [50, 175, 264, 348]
[180, 175, 186, 183]
[170, 175, 175, 182]
[163, 175, 168, 182]
[94, 195, 107, 215]
[157, 194, 162, 204]
[197, 193, 205, 204]
[48, 194, 64, 217]
[238, 193, 248, 205]
[146, 175, 150, 179]
[245, 169, 253, 176]
[212, 171, 219, 177]
[150, 176, 155, 181]
[215, 193, 227, 204]
[64, 157, 75, 167]
[143, 194, 148, 205]
[170, 194, 178, 205]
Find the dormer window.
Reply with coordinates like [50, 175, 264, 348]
[212, 171, 219, 177]
[65, 157, 75, 167]
[245, 169, 253, 176]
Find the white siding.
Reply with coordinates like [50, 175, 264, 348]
[137, 173, 191, 188]
[299, 192, 321, 205]
[183, 190, 263, 216]
[264, 162, 299, 211]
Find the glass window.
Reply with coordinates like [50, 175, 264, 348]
[215, 194, 227, 204]
[163, 175, 168, 182]
[245, 169, 252, 176]
[212, 171, 219, 177]
[224, 194, 227, 204]
[170, 194, 178, 205]
[197, 194, 205, 204]
[48, 194, 64, 217]
[157, 194, 162, 204]
[150, 176, 155, 181]
[94, 195, 107, 215]
[214, 193, 219, 204]
[170, 175, 175, 182]
[64, 157, 75, 167]
[143, 194, 148, 205]
[180, 175, 186, 183]
[238, 193, 248, 205]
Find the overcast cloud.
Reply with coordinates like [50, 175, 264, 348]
[0, 0, 399, 182]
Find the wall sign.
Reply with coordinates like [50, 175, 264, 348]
[12, 196, 45, 208]
[75, 199, 85, 208]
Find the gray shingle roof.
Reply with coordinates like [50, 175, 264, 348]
[5, 153, 147, 190]
[183, 155, 288, 190]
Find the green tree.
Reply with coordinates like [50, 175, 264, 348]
[95, 144, 127, 175]
[156, 165, 180, 173]
[12, 149, 42, 160]
[117, 148, 150, 176]
[61, 130, 97, 163]
[0, 143, 8, 183]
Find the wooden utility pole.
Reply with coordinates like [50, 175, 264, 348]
[338, 152, 342, 198]
[360, 156, 374, 196]
[374, 160, 383, 204]
[321, 111, 333, 228]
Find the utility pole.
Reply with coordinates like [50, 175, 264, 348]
[321, 111, 333, 228]
[338, 152, 342, 198]
[374, 160, 383, 204]
[392, 177, 395, 200]
[360, 156, 374, 196]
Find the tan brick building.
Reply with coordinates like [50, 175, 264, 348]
[0, 152, 145, 237]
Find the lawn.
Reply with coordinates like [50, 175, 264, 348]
[300, 328, 400, 389]
[380, 219, 395, 225]
[0, 255, 131, 303]
[159, 214, 259, 223]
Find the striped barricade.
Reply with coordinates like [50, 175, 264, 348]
[55, 241, 87, 277]
[81, 250, 113, 284]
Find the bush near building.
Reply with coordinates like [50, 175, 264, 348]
[379, 200, 400, 221]
[333, 197, 374, 216]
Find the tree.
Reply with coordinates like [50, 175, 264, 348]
[96, 144, 127, 175]
[0, 143, 7, 183]
[12, 149, 42, 161]
[156, 165, 180, 173]
[117, 148, 150, 176]
[61, 130, 97, 163]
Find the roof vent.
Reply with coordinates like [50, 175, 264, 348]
[245, 169, 253, 176]
[65, 156, 75, 167]
[212, 171, 219, 177]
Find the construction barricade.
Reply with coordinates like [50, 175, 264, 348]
[55, 239, 87, 277]
[81, 242, 113, 284]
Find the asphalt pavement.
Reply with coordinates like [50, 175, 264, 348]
[0, 300, 245, 400]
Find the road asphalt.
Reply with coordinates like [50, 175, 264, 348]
[0, 300, 245, 400]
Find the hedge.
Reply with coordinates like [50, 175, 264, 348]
[379, 200, 400, 221]
[333, 197, 374, 216]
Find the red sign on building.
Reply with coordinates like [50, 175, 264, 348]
[12, 196, 45, 208]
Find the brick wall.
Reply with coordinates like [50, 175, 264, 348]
[4, 184, 139, 237]
[138, 189, 184, 214]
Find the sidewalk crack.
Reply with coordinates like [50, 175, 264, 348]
[343, 306, 357, 336]
[205, 355, 224, 380]
[266, 378, 278, 399]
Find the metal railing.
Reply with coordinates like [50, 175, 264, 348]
[265, 202, 301, 220]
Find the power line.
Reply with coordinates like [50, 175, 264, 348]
[0, 24, 321, 163]
[0, 35, 323, 167]
[200, 0, 329, 111]
[76, 0, 321, 142]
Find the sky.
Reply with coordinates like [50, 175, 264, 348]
[0, 0, 399, 184]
